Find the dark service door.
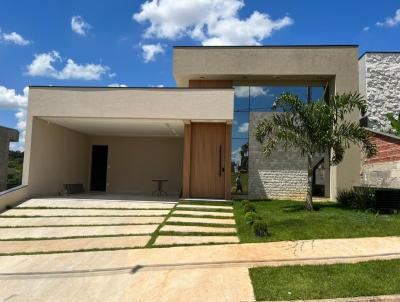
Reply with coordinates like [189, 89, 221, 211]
[90, 145, 108, 191]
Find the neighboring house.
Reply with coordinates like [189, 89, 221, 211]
[359, 52, 400, 132]
[0, 126, 19, 191]
[1, 45, 363, 207]
[361, 129, 400, 189]
[359, 52, 400, 189]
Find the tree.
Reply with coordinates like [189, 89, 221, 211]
[386, 112, 400, 136]
[255, 92, 377, 210]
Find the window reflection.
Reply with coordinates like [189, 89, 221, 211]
[231, 85, 326, 195]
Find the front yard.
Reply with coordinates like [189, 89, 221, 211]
[234, 199, 400, 243]
[250, 259, 400, 301]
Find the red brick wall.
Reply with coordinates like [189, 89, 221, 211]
[364, 132, 400, 164]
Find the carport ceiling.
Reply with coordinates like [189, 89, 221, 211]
[41, 117, 184, 137]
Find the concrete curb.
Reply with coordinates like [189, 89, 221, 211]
[256, 294, 400, 302]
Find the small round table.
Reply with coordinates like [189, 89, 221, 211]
[152, 179, 168, 196]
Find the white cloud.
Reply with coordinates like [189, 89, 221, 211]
[26, 51, 111, 80]
[376, 9, 400, 27]
[363, 26, 370, 32]
[0, 86, 29, 150]
[142, 43, 164, 62]
[0, 30, 31, 46]
[133, 0, 293, 46]
[71, 16, 92, 36]
[237, 122, 248, 133]
[234, 86, 271, 98]
[0, 86, 28, 109]
[231, 147, 241, 165]
[108, 83, 127, 87]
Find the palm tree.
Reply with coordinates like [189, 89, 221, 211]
[386, 112, 400, 136]
[255, 92, 377, 210]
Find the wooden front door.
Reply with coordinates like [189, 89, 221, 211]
[190, 123, 226, 198]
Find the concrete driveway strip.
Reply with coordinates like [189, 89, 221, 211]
[160, 225, 236, 233]
[0, 216, 165, 226]
[19, 198, 175, 209]
[167, 216, 236, 225]
[0, 224, 158, 239]
[3, 209, 170, 217]
[0, 235, 151, 254]
[2, 236, 400, 301]
[172, 210, 234, 217]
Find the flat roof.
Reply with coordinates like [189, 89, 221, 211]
[359, 51, 400, 60]
[28, 85, 233, 90]
[174, 45, 358, 49]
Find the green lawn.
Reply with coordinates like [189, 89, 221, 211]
[233, 199, 400, 243]
[250, 259, 400, 300]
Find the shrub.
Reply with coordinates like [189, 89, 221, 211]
[244, 203, 256, 214]
[244, 212, 261, 225]
[241, 200, 250, 207]
[253, 220, 268, 237]
[337, 187, 376, 210]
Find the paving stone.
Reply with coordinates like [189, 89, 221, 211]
[173, 210, 234, 217]
[167, 217, 236, 225]
[154, 236, 239, 245]
[0, 216, 165, 227]
[0, 224, 158, 240]
[176, 204, 233, 210]
[3, 208, 170, 217]
[0, 235, 150, 254]
[19, 198, 175, 209]
[161, 225, 236, 234]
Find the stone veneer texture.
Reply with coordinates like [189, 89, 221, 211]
[359, 53, 400, 132]
[248, 112, 308, 200]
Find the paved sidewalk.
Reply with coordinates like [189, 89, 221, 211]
[1, 236, 400, 301]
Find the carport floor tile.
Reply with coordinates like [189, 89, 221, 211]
[0, 224, 158, 240]
[19, 198, 175, 209]
[160, 225, 236, 234]
[154, 236, 239, 246]
[3, 209, 170, 217]
[172, 210, 234, 217]
[0, 235, 150, 254]
[0, 216, 164, 227]
[167, 217, 235, 225]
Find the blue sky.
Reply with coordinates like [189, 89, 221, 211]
[1, 0, 400, 151]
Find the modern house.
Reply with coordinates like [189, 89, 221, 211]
[1, 45, 364, 207]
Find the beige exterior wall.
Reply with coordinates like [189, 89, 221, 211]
[89, 136, 183, 195]
[26, 117, 90, 196]
[28, 87, 234, 121]
[21, 87, 233, 197]
[174, 46, 360, 199]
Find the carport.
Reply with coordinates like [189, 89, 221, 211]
[22, 87, 234, 199]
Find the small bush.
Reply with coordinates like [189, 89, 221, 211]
[241, 200, 250, 207]
[244, 203, 256, 214]
[5, 204, 14, 210]
[244, 212, 261, 225]
[253, 220, 268, 237]
[337, 187, 376, 210]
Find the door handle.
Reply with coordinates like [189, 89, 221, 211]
[219, 145, 222, 177]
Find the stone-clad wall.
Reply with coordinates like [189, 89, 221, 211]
[248, 112, 308, 200]
[359, 53, 400, 132]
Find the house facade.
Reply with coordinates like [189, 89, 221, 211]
[1, 45, 364, 207]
